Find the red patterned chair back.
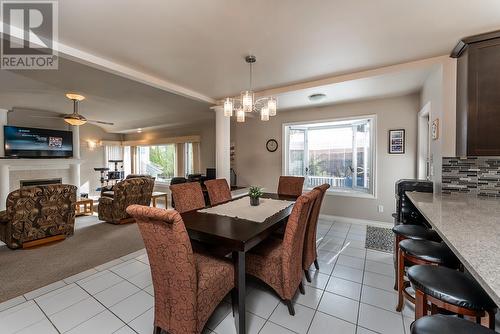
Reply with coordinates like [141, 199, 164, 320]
[277, 176, 305, 197]
[281, 189, 317, 299]
[126, 205, 198, 334]
[169, 182, 205, 213]
[303, 184, 330, 270]
[204, 179, 231, 206]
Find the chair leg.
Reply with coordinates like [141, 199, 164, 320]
[299, 282, 305, 295]
[285, 300, 295, 316]
[488, 310, 496, 330]
[415, 289, 427, 320]
[314, 259, 320, 270]
[304, 270, 311, 283]
[396, 247, 405, 312]
[153, 326, 162, 334]
[393, 235, 401, 291]
[231, 289, 237, 317]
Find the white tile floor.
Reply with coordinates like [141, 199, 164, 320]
[1, 219, 499, 334]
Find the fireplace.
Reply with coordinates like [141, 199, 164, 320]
[20, 178, 63, 187]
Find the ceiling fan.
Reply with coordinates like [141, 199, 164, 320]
[62, 93, 114, 126]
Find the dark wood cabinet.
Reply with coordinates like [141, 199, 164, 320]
[452, 30, 500, 156]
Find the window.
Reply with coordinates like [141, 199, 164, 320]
[185, 142, 194, 176]
[137, 144, 176, 182]
[284, 116, 375, 196]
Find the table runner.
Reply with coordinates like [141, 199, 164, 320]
[198, 197, 294, 223]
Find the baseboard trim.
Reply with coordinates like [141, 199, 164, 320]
[319, 214, 393, 228]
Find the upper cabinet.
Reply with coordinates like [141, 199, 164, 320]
[452, 30, 500, 157]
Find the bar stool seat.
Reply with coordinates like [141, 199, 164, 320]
[407, 265, 497, 329]
[392, 225, 440, 241]
[411, 315, 496, 334]
[408, 266, 496, 311]
[399, 239, 459, 268]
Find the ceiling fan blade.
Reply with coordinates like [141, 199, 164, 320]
[87, 119, 115, 126]
[27, 115, 65, 119]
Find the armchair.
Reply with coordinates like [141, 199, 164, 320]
[98, 177, 155, 224]
[0, 184, 77, 249]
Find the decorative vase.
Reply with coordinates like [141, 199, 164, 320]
[250, 197, 260, 206]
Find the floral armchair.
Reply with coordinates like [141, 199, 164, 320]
[0, 184, 77, 249]
[98, 177, 155, 224]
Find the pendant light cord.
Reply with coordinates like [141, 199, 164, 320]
[249, 62, 253, 91]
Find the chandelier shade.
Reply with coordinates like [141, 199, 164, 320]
[222, 55, 277, 123]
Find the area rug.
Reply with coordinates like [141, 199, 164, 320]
[0, 215, 145, 303]
[365, 225, 394, 253]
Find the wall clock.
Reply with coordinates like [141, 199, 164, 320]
[266, 139, 278, 152]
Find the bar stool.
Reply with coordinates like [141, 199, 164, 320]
[411, 315, 497, 334]
[392, 224, 441, 289]
[396, 239, 459, 312]
[407, 265, 497, 329]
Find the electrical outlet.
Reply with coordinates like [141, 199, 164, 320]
[378, 205, 384, 213]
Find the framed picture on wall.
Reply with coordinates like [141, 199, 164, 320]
[388, 129, 405, 154]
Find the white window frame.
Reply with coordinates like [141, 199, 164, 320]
[282, 114, 377, 199]
[137, 144, 177, 185]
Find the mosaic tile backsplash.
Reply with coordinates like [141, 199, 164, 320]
[442, 157, 500, 197]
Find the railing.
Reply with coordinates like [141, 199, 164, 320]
[307, 176, 348, 188]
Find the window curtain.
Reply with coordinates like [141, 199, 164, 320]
[192, 142, 201, 173]
[104, 145, 123, 169]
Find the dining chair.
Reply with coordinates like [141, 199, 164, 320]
[126, 205, 235, 334]
[170, 182, 205, 213]
[246, 189, 318, 316]
[204, 178, 232, 206]
[277, 176, 305, 197]
[303, 183, 330, 282]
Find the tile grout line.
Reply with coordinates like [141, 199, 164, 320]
[303, 220, 347, 334]
[32, 298, 62, 334]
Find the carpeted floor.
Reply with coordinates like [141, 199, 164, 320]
[0, 215, 145, 303]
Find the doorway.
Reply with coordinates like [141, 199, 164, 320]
[417, 102, 431, 180]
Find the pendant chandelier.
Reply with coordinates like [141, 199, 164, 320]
[223, 55, 277, 122]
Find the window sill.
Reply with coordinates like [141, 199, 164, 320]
[315, 188, 376, 199]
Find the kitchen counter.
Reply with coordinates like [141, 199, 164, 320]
[406, 191, 500, 306]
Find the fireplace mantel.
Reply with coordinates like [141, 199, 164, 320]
[0, 158, 83, 210]
[0, 158, 82, 171]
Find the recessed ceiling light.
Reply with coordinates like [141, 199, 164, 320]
[137, 128, 142, 133]
[308, 93, 327, 102]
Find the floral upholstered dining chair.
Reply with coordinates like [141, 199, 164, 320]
[126, 205, 234, 334]
[277, 175, 305, 197]
[204, 178, 232, 206]
[169, 182, 206, 213]
[245, 189, 318, 315]
[302, 183, 330, 282]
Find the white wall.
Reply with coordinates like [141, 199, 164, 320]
[232, 94, 420, 223]
[420, 58, 457, 192]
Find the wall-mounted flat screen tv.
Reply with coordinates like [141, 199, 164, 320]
[4, 126, 73, 158]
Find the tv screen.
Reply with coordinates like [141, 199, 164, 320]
[4, 126, 73, 158]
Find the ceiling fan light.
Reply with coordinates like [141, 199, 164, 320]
[241, 91, 254, 113]
[64, 114, 87, 126]
[261, 107, 269, 121]
[65, 93, 85, 101]
[267, 97, 277, 116]
[236, 108, 245, 123]
[224, 98, 233, 117]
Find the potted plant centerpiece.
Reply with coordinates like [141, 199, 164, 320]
[248, 186, 263, 206]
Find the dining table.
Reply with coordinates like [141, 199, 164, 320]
[180, 192, 297, 334]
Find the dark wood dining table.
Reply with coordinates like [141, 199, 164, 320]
[180, 193, 297, 334]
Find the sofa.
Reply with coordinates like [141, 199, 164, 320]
[98, 177, 155, 224]
[0, 184, 77, 249]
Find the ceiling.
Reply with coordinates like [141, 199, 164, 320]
[276, 67, 433, 110]
[2, 1, 500, 132]
[55, 0, 500, 98]
[0, 58, 212, 133]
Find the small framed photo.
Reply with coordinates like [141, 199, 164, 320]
[431, 118, 439, 140]
[388, 129, 405, 154]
